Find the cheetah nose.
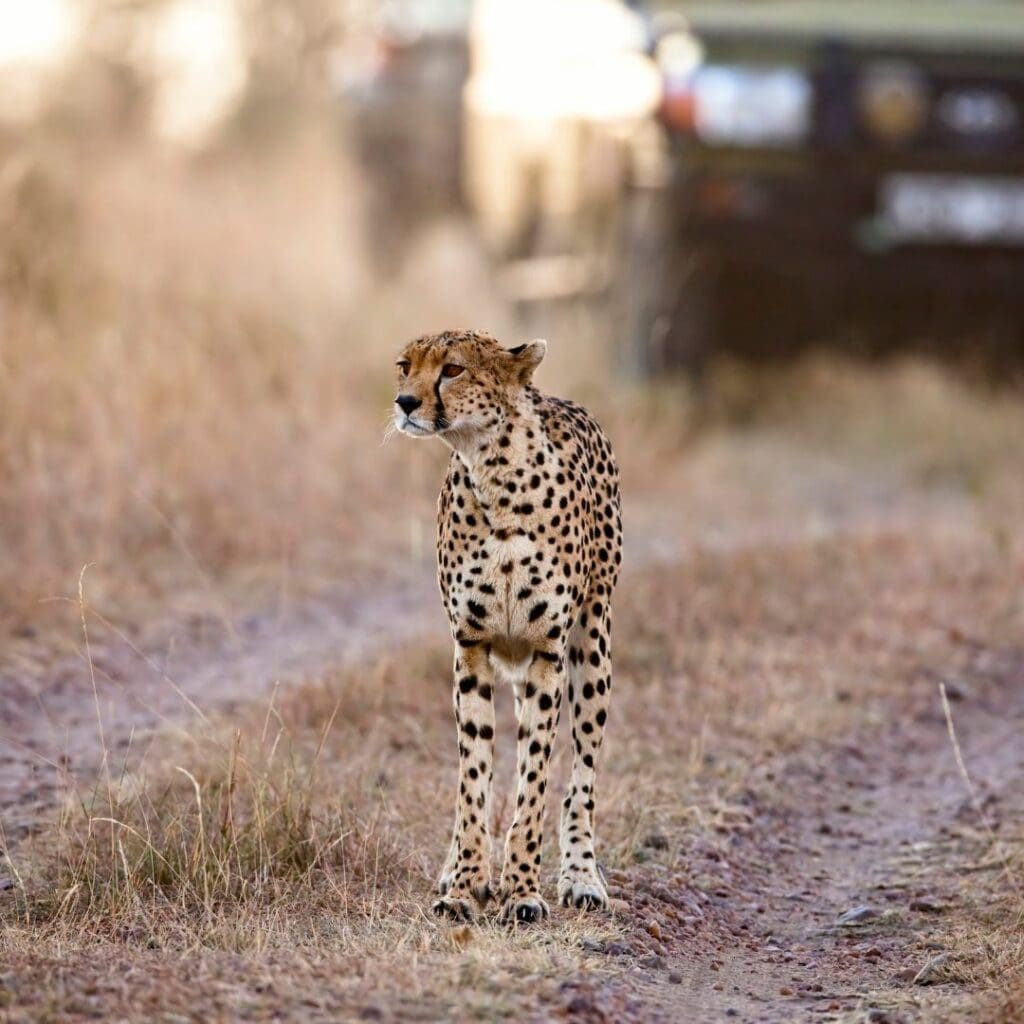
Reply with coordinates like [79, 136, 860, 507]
[396, 394, 422, 416]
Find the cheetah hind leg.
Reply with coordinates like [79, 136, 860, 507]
[558, 609, 613, 912]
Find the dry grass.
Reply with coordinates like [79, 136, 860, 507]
[3, 102, 1024, 1021]
[3, 118, 1022, 640]
[4, 521, 1021, 1019]
[0, 121, 518, 628]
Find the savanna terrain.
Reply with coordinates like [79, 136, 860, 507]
[1, 117, 1023, 1024]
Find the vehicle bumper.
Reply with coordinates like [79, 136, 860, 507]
[672, 164, 1024, 291]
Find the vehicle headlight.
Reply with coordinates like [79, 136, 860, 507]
[691, 65, 812, 146]
[857, 61, 929, 144]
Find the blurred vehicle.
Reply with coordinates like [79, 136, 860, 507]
[627, 1, 1024, 376]
[462, 0, 661, 302]
[341, 0, 473, 272]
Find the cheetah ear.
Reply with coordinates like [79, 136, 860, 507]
[504, 339, 547, 384]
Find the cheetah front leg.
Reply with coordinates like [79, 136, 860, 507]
[498, 654, 564, 924]
[559, 609, 612, 910]
[433, 647, 496, 921]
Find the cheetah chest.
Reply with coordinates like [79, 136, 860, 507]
[450, 531, 571, 657]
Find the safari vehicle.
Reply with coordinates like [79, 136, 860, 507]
[626, 1, 1024, 375]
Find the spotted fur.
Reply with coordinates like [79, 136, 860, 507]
[393, 330, 622, 924]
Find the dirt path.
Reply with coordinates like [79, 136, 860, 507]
[566, 648, 1024, 1023]
[0, 433, 973, 844]
[3, 432, 1010, 1023]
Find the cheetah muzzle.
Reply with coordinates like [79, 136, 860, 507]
[393, 330, 622, 924]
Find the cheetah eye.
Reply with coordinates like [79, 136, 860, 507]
[396, 360, 410, 377]
[441, 364, 464, 379]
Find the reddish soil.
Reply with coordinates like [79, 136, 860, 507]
[555, 650, 1024, 1023]
[1, 436, 1016, 1022]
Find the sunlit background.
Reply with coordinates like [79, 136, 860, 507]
[0, 0, 1022, 618]
[3, 7, 1024, 1019]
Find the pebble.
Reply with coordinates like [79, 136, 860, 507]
[667, 972, 683, 984]
[909, 897, 944, 913]
[644, 831, 669, 850]
[914, 953, 953, 985]
[837, 905, 878, 926]
[646, 920, 662, 940]
[639, 954, 666, 970]
[943, 680, 970, 702]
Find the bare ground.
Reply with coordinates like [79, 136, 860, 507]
[0, 430, 973, 836]
[609, 647, 1024, 1023]
[2, 423, 1022, 1023]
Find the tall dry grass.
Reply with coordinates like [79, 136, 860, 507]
[0, 118, 523, 627]
[3, 110, 1023, 636]
[3, 524, 1020, 1019]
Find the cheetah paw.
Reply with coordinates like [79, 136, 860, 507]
[432, 895, 478, 922]
[499, 894, 550, 925]
[558, 877, 608, 911]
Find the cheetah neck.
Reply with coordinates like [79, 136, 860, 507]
[446, 394, 550, 537]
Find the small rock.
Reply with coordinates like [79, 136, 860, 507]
[914, 953, 953, 985]
[646, 919, 662, 941]
[565, 996, 594, 1015]
[644, 831, 669, 850]
[943, 680, 970, 702]
[909, 898, 944, 913]
[725, 1011, 739, 1018]
[608, 897, 630, 914]
[779, 986, 794, 996]
[581, 938, 604, 953]
[604, 941, 630, 956]
[0, 878, 14, 892]
[837, 905, 878, 926]
[866, 1010, 891, 1023]
[639, 954, 666, 970]
[668, 972, 682, 984]
[894, 967, 918, 983]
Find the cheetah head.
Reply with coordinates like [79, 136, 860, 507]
[393, 330, 546, 442]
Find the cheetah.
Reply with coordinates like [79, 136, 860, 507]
[393, 330, 622, 924]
